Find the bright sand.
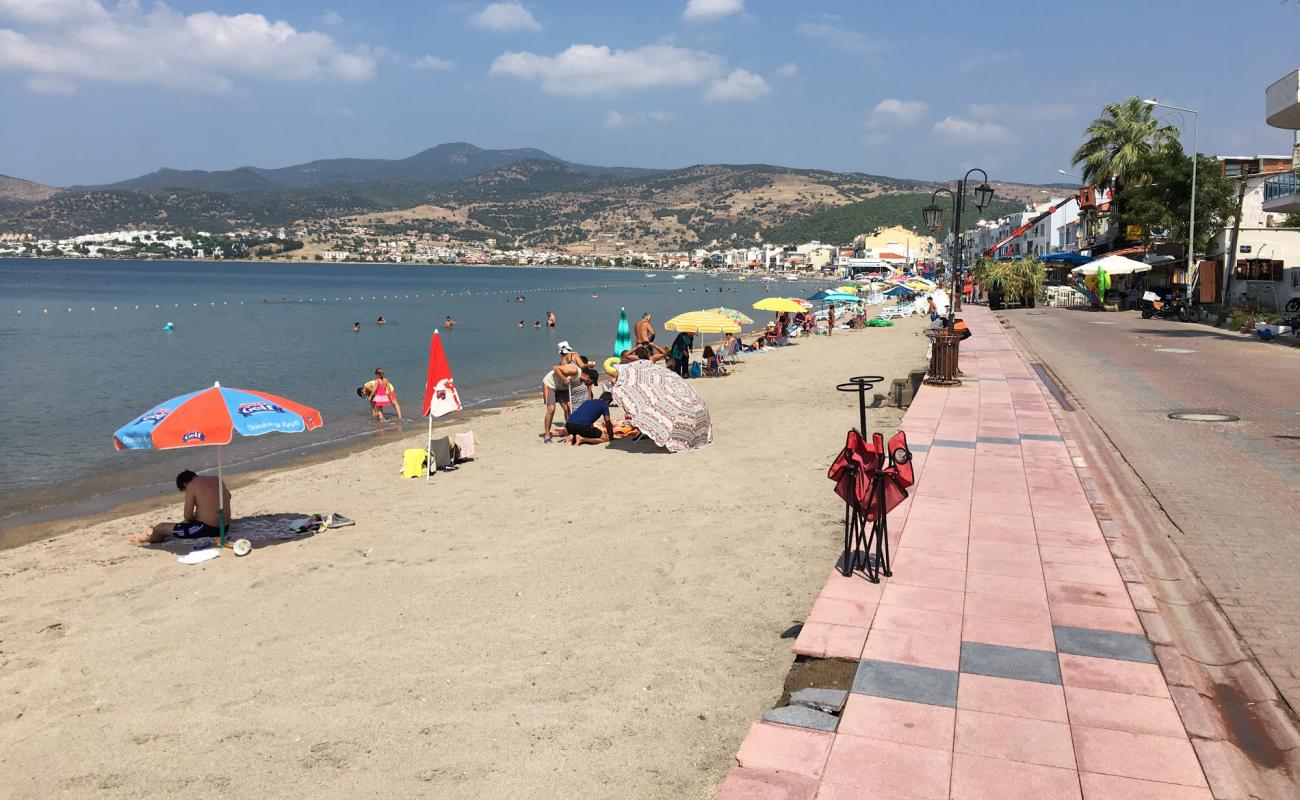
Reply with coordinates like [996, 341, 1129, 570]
[0, 316, 928, 799]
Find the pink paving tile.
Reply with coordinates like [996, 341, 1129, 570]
[1050, 603, 1143, 634]
[837, 694, 956, 750]
[964, 592, 1051, 623]
[1034, 514, 1102, 533]
[892, 546, 968, 573]
[1042, 563, 1124, 591]
[814, 784, 932, 800]
[807, 595, 878, 628]
[1065, 686, 1188, 738]
[870, 603, 963, 637]
[792, 621, 867, 660]
[971, 496, 1032, 515]
[1046, 580, 1131, 609]
[896, 530, 969, 555]
[976, 540, 1041, 561]
[950, 752, 1082, 800]
[957, 673, 1067, 722]
[966, 552, 1043, 580]
[968, 523, 1038, 544]
[955, 709, 1076, 769]
[735, 722, 833, 780]
[861, 628, 961, 670]
[1072, 725, 1206, 787]
[822, 733, 952, 800]
[879, 584, 965, 614]
[887, 565, 968, 592]
[965, 572, 1046, 601]
[1034, 527, 1106, 548]
[1039, 545, 1116, 568]
[1059, 654, 1170, 698]
[961, 615, 1057, 651]
[900, 517, 970, 538]
[1078, 772, 1214, 800]
[715, 766, 820, 800]
[818, 572, 886, 605]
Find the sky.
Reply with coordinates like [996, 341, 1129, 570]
[1, 0, 1298, 187]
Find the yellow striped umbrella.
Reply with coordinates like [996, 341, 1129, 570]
[834, 285, 860, 294]
[663, 310, 741, 334]
[752, 297, 807, 313]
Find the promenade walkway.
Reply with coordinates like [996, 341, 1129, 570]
[716, 306, 1212, 799]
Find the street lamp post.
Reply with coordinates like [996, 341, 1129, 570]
[1143, 98, 1199, 302]
[923, 168, 995, 329]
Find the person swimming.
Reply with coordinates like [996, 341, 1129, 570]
[377, 316, 386, 325]
[445, 315, 454, 330]
[518, 320, 525, 328]
[534, 321, 542, 329]
[353, 322, 360, 332]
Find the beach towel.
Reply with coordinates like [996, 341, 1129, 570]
[454, 431, 477, 460]
[429, 436, 455, 471]
[402, 448, 429, 479]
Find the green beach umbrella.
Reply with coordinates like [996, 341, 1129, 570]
[614, 307, 633, 357]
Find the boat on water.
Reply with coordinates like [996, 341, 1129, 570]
[644, 272, 657, 277]
[672, 274, 687, 280]
[784, 274, 800, 281]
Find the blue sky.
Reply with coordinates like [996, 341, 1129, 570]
[2, 0, 1297, 187]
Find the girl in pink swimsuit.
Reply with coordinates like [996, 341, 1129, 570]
[367, 368, 402, 422]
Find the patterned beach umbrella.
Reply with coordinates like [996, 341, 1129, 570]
[612, 360, 712, 453]
[706, 307, 754, 325]
[613, 307, 633, 357]
[114, 382, 323, 545]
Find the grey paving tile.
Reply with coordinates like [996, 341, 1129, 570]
[790, 688, 848, 713]
[932, 439, 978, 450]
[1054, 626, 1156, 664]
[1020, 433, 1065, 442]
[1007, 376, 1035, 381]
[851, 659, 958, 708]
[761, 704, 840, 732]
[960, 641, 1062, 685]
[976, 436, 1020, 446]
[909, 443, 931, 453]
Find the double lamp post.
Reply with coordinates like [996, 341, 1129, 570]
[920, 170, 994, 384]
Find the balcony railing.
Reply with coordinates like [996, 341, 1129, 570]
[1263, 170, 1299, 202]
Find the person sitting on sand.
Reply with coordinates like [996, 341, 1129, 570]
[566, 392, 615, 446]
[130, 470, 231, 544]
[363, 368, 402, 422]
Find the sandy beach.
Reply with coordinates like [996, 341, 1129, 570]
[0, 316, 928, 799]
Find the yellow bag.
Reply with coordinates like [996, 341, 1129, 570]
[401, 448, 429, 479]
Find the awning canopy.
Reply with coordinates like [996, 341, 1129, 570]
[1040, 252, 1091, 265]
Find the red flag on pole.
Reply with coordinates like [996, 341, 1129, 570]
[421, 331, 462, 418]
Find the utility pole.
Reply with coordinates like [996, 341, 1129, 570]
[1222, 178, 1248, 307]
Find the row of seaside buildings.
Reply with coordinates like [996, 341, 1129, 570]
[949, 69, 1300, 312]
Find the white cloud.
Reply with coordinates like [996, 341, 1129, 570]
[869, 98, 927, 126]
[957, 50, 1020, 74]
[0, 0, 106, 25]
[704, 68, 769, 102]
[490, 43, 724, 96]
[683, 0, 744, 22]
[775, 61, 797, 77]
[0, 2, 376, 93]
[604, 109, 674, 128]
[932, 116, 1013, 145]
[469, 2, 540, 33]
[796, 22, 880, 56]
[413, 54, 455, 71]
[320, 9, 344, 26]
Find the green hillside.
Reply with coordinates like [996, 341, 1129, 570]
[763, 193, 1023, 245]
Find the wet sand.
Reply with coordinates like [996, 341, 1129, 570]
[0, 316, 928, 799]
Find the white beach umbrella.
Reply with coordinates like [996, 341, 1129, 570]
[1071, 255, 1152, 276]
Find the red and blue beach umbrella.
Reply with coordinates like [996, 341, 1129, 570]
[113, 382, 323, 546]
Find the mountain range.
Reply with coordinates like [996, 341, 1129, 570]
[0, 143, 1051, 248]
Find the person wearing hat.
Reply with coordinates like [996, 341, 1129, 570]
[541, 344, 594, 443]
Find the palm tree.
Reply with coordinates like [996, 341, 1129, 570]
[1072, 97, 1180, 191]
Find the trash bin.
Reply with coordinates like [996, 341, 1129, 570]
[924, 330, 961, 387]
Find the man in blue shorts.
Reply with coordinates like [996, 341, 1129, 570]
[130, 469, 232, 544]
[566, 392, 615, 446]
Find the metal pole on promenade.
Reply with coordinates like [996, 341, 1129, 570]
[1144, 99, 1200, 302]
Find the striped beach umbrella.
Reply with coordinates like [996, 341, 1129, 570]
[612, 360, 712, 453]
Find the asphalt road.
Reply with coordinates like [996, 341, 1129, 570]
[1001, 306, 1300, 712]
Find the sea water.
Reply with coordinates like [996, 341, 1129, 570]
[0, 258, 811, 524]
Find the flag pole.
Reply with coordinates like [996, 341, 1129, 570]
[426, 328, 438, 484]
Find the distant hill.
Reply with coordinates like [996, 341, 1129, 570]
[0, 143, 1059, 246]
[0, 174, 60, 202]
[93, 142, 659, 192]
[763, 194, 1024, 245]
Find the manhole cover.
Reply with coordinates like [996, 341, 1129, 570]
[1169, 412, 1240, 423]
[1154, 348, 1197, 353]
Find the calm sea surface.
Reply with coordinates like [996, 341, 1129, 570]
[0, 258, 816, 524]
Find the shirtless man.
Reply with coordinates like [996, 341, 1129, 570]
[131, 470, 231, 544]
[634, 312, 655, 345]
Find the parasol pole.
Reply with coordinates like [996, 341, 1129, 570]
[426, 414, 434, 483]
[217, 445, 226, 548]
